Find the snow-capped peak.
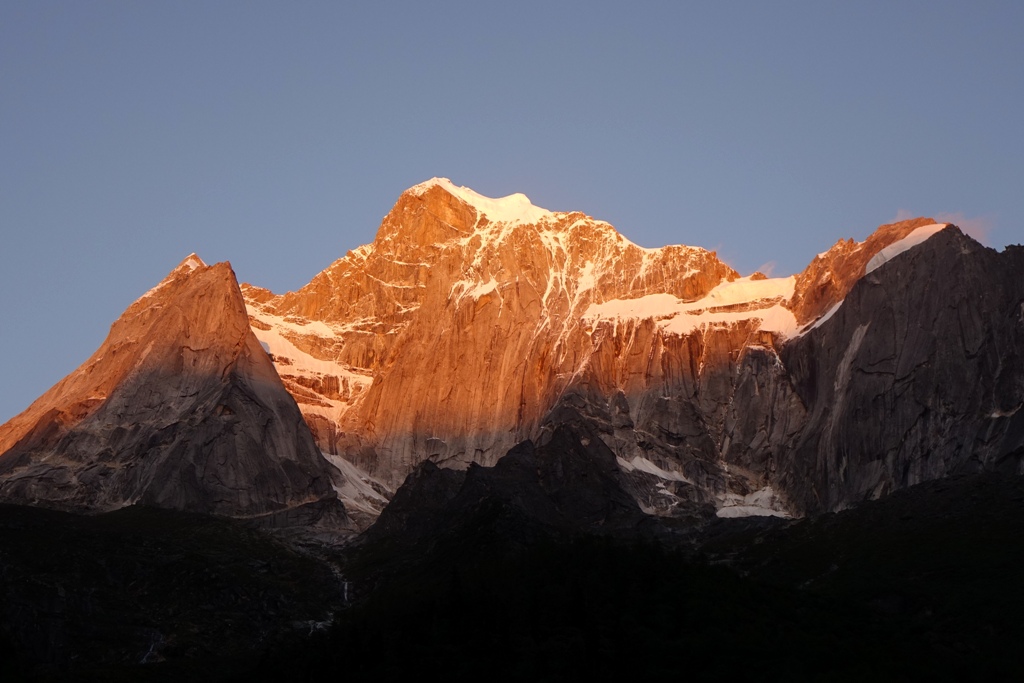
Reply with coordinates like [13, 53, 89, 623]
[409, 177, 554, 225]
[175, 253, 207, 273]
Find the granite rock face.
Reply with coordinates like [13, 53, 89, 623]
[0, 256, 348, 526]
[244, 179, 736, 486]
[551, 225, 1024, 519]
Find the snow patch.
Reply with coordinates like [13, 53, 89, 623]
[795, 299, 845, 337]
[701, 275, 796, 307]
[989, 404, 1022, 419]
[585, 276, 799, 338]
[249, 308, 345, 341]
[245, 305, 373, 389]
[865, 224, 949, 274]
[179, 254, 205, 272]
[410, 177, 553, 225]
[716, 486, 791, 518]
[617, 455, 692, 483]
[320, 452, 391, 518]
[450, 277, 499, 303]
[138, 253, 208, 301]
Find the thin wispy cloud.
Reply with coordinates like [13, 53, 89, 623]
[935, 212, 995, 246]
[890, 209, 995, 246]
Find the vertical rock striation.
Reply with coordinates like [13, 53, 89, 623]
[244, 179, 735, 486]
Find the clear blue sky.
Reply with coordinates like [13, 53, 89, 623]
[2, 1, 1022, 422]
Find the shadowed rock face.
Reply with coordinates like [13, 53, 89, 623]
[0, 256, 347, 526]
[562, 227, 1024, 518]
[364, 417, 653, 545]
[776, 230, 1024, 514]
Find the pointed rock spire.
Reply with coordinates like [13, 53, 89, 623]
[0, 257, 348, 527]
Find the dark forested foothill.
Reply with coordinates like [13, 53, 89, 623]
[0, 505, 342, 682]
[246, 470, 1024, 682]
[3, 470, 1024, 680]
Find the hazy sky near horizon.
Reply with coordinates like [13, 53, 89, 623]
[2, 1, 1023, 421]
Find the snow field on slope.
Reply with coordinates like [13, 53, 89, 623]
[244, 305, 373, 388]
[584, 275, 799, 337]
[320, 452, 391, 517]
[716, 486, 791, 518]
[865, 223, 949, 274]
[410, 177, 553, 225]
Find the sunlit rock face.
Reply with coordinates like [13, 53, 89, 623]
[0, 256, 347, 527]
[243, 179, 736, 487]
[242, 179, 1024, 521]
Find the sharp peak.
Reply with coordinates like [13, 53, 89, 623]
[172, 253, 208, 273]
[132, 253, 219, 305]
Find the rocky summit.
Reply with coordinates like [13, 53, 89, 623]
[1, 178, 1022, 533]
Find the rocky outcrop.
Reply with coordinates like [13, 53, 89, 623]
[364, 416, 654, 545]
[0, 255, 348, 527]
[787, 216, 940, 325]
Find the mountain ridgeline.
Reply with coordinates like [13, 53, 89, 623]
[1, 178, 1022, 532]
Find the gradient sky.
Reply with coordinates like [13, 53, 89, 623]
[2, 1, 1023, 422]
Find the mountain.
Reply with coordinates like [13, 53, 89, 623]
[242, 178, 734, 484]
[242, 178, 1024, 525]
[1, 178, 1021, 532]
[0, 255, 348, 527]
[364, 416, 657, 548]
[777, 225, 1024, 513]
[1, 178, 1023, 678]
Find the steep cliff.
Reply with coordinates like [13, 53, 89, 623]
[0, 255, 348, 526]
[244, 178, 736, 485]
[777, 228, 1024, 513]
[559, 223, 1024, 518]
